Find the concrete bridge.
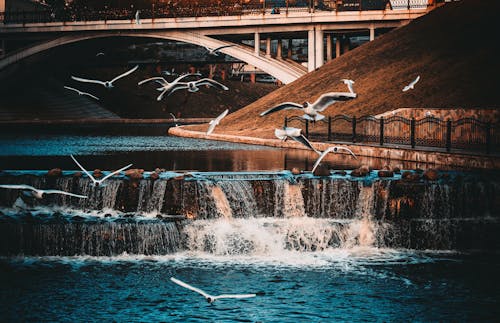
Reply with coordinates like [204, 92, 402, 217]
[0, 6, 433, 83]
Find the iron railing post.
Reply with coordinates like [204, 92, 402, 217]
[486, 122, 491, 154]
[410, 117, 415, 148]
[446, 120, 452, 152]
[305, 120, 309, 138]
[328, 116, 332, 141]
[380, 117, 384, 146]
[352, 116, 357, 143]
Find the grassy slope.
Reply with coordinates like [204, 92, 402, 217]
[186, 0, 499, 138]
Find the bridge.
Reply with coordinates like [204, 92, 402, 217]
[0, 3, 435, 83]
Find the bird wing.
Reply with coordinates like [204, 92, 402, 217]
[166, 83, 189, 97]
[71, 76, 106, 86]
[111, 65, 139, 83]
[206, 122, 217, 135]
[169, 113, 177, 120]
[0, 184, 37, 191]
[259, 102, 303, 116]
[99, 164, 133, 182]
[64, 86, 80, 94]
[42, 190, 88, 198]
[410, 75, 420, 86]
[292, 135, 320, 154]
[138, 77, 168, 86]
[70, 155, 96, 183]
[82, 92, 99, 100]
[214, 109, 229, 123]
[213, 294, 256, 300]
[274, 128, 287, 140]
[335, 147, 357, 159]
[157, 89, 169, 101]
[194, 78, 229, 90]
[312, 92, 356, 112]
[173, 73, 200, 83]
[311, 148, 333, 173]
[170, 278, 211, 299]
[402, 85, 410, 92]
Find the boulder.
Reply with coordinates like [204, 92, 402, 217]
[93, 169, 103, 178]
[351, 166, 370, 177]
[423, 169, 439, 181]
[313, 165, 330, 177]
[291, 167, 301, 175]
[47, 168, 62, 177]
[333, 170, 347, 176]
[392, 166, 401, 174]
[402, 171, 421, 182]
[150, 172, 160, 181]
[73, 171, 82, 178]
[378, 170, 394, 178]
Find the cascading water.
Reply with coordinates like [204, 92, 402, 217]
[136, 180, 168, 214]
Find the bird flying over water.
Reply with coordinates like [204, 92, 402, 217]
[204, 44, 235, 56]
[274, 127, 320, 154]
[169, 78, 229, 96]
[70, 155, 132, 187]
[169, 113, 179, 126]
[260, 92, 357, 122]
[63, 86, 99, 100]
[311, 146, 357, 173]
[341, 79, 356, 95]
[71, 65, 139, 89]
[207, 109, 229, 135]
[0, 184, 87, 199]
[139, 73, 200, 101]
[402, 75, 420, 92]
[170, 277, 256, 304]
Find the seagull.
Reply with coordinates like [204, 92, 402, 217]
[204, 44, 235, 56]
[139, 73, 200, 101]
[260, 92, 357, 122]
[63, 86, 99, 100]
[169, 113, 179, 126]
[70, 155, 133, 187]
[402, 75, 420, 92]
[0, 184, 87, 199]
[177, 78, 229, 95]
[207, 109, 229, 135]
[311, 146, 357, 173]
[341, 79, 356, 95]
[95, 52, 105, 57]
[135, 10, 141, 24]
[274, 127, 320, 153]
[170, 277, 256, 304]
[72, 65, 139, 89]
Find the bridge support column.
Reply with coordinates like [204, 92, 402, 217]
[335, 35, 341, 58]
[315, 28, 324, 69]
[277, 39, 282, 59]
[265, 37, 271, 58]
[326, 34, 332, 62]
[369, 25, 375, 41]
[254, 32, 260, 56]
[307, 29, 315, 72]
[287, 39, 293, 59]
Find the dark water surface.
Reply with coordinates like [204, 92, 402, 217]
[1, 252, 499, 322]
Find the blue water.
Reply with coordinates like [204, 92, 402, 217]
[1, 251, 499, 322]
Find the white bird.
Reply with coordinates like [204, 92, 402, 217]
[139, 73, 200, 101]
[274, 127, 320, 154]
[70, 155, 132, 187]
[170, 78, 229, 96]
[207, 109, 229, 135]
[311, 146, 357, 173]
[72, 65, 139, 89]
[63, 86, 99, 100]
[260, 92, 357, 122]
[135, 10, 141, 24]
[204, 44, 235, 56]
[170, 277, 256, 304]
[341, 79, 356, 95]
[402, 75, 420, 92]
[95, 52, 105, 57]
[169, 113, 179, 126]
[0, 184, 87, 199]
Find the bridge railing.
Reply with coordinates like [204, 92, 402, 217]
[0, 0, 435, 25]
[285, 115, 499, 155]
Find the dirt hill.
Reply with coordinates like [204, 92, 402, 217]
[186, 0, 499, 138]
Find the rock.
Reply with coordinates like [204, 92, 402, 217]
[123, 213, 135, 218]
[150, 172, 160, 181]
[156, 214, 163, 219]
[71, 215, 86, 222]
[351, 166, 370, 177]
[47, 168, 62, 177]
[378, 170, 394, 178]
[291, 167, 301, 175]
[392, 167, 401, 174]
[125, 168, 144, 176]
[173, 175, 185, 180]
[313, 164, 330, 177]
[333, 170, 347, 176]
[402, 171, 421, 182]
[93, 169, 103, 178]
[423, 169, 439, 181]
[73, 171, 82, 178]
[104, 213, 112, 218]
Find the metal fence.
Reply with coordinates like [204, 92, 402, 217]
[285, 115, 499, 154]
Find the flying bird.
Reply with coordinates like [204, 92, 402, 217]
[0, 184, 87, 199]
[207, 109, 229, 135]
[63, 86, 99, 100]
[260, 92, 357, 122]
[70, 155, 132, 187]
[169, 113, 179, 126]
[341, 79, 356, 95]
[402, 75, 420, 92]
[170, 78, 229, 96]
[95, 52, 105, 57]
[72, 65, 139, 89]
[170, 277, 256, 304]
[311, 146, 357, 173]
[274, 127, 320, 154]
[204, 44, 235, 56]
[139, 73, 200, 101]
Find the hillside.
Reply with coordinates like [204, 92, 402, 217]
[185, 0, 499, 138]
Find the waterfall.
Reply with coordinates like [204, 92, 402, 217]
[0, 220, 181, 256]
[303, 178, 360, 218]
[137, 180, 168, 214]
[281, 181, 305, 218]
[217, 180, 259, 218]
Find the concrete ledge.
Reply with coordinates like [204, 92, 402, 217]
[168, 126, 500, 169]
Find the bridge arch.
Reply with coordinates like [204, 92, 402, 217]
[0, 31, 305, 84]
